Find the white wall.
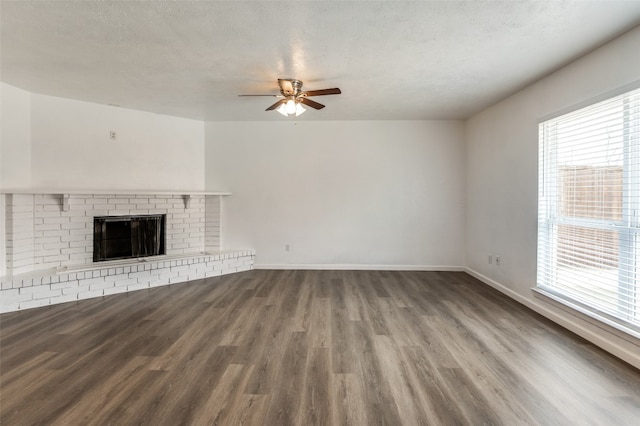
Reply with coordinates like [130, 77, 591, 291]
[0, 83, 205, 192]
[206, 120, 465, 268]
[0, 83, 33, 276]
[29, 93, 205, 191]
[1, 83, 32, 190]
[466, 26, 640, 367]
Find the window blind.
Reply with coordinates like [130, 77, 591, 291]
[537, 87, 640, 332]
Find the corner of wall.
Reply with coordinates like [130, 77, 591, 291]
[0, 195, 6, 277]
[0, 82, 33, 190]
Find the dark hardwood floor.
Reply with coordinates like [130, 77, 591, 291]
[1, 270, 639, 425]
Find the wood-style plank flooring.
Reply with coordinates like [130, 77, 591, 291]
[1, 270, 639, 425]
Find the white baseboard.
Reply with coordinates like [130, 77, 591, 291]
[253, 264, 465, 271]
[465, 267, 640, 370]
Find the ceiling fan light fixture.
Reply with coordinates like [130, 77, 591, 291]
[276, 103, 288, 116]
[240, 79, 340, 116]
[285, 99, 296, 115]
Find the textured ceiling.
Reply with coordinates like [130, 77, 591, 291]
[2, 1, 639, 121]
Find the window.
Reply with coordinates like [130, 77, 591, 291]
[537, 86, 640, 333]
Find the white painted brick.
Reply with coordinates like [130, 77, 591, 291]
[16, 277, 35, 287]
[82, 276, 106, 286]
[20, 284, 50, 294]
[60, 247, 85, 255]
[1, 303, 20, 313]
[22, 287, 61, 299]
[61, 235, 87, 243]
[37, 195, 60, 205]
[35, 223, 60, 231]
[36, 211, 65, 219]
[63, 285, 89, 295]
[67, 197, 86, 205]
[43, 217, 70, 226]
[221, 267, 237, 275]
[169, 276, 188, 284]
[78, 289, 104, 299]
[2, 290, 32, 304]
[37, 236, 62, 244]
[49, 294, 78, 305]
[42, 230, 66, 238]
[103, 286, 128, 296]
[156, 271, 179, 280]
[149, 280, 169, 288]
[0, 288, 19, 298]
[127, 283, 149, 291]
[51, 280, 78, 290]
[111, 277, 138, 287]
[129, 270, 152, 279]
[90, 281, 115, 291]
[42, 254, 68, 263]
[20, 299, 50, 310]
[10, 246, 34, 256]
[61, 221, 89, 230]
[69, 253, 91, 262]
[153, 203, 173, 209]
[44, 242, 69, 250]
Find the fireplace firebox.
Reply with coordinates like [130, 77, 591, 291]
[93, 215, 166, 262]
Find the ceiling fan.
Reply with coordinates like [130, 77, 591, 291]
[239, 79, 341, 116]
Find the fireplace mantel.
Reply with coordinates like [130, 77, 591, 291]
[0, 189, 231, 195]
[1, 189, 231, 210]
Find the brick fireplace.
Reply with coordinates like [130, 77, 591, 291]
[0, 191, 254, 312]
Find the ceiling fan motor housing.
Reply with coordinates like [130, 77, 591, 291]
[279, 79, 304, 96]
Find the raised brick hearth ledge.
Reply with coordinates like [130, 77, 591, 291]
[0, 250, 255, 313]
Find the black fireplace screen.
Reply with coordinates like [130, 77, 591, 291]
[93, 215, 166, 262]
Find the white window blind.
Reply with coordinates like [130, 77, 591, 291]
[538, 87, 640, 333]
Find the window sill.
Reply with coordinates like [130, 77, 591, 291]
[532, 287, 640, 341]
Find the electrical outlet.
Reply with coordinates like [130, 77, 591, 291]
[488, 254, 493, 264]
[495, 255, 501, 266]
[110, 130, 117, 140]
[285, 244, 290, 252]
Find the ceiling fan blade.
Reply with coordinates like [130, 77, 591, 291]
[238, 94, 280, 97]
[302, 88, 342, 97]
[278, 79, 294, 95]
[266, 99, 286, 111]
[299, 97, 325, 110]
